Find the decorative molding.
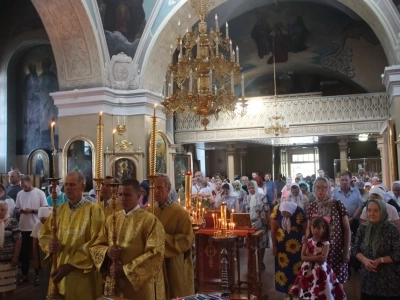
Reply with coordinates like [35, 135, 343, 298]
[31, 0, 105, 90]
[106, 53, 138, 90]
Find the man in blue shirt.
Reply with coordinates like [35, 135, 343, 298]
[332, 171, 364, 236]
[263, 173, 277, 209]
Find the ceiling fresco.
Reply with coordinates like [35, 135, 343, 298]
[222, 1, 387, 96]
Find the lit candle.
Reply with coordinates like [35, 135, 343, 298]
[185, 172, 192, 211]
[221, 202, 227, 230]
[212, 213, 215, 229]
[215, 14, 219, 30]
[50, 121, 55, 151]
[117, 116, 120, 125]
[236, 45, 239, 64]
[99, 111, 103, 125]
[202, 208, 205, 218]
[112, 129, 116, 154]
[226, 21, 229, 37]
[153, 104, 157, 118]
[178, 20, 181, 35]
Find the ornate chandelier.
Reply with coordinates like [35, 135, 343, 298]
[161, 0, 248, 129]
[265, 41, 289, 137]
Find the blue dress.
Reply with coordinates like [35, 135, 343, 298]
[271, 204, 307, 294]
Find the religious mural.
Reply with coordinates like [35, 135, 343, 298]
[155, 133, 167, 174]
[96, 0, 157, 59]
[67, 140, 93, 191]
[114, 158, 136, 182]
[16, 45, 59, 155]
[227, 2, 386, 96]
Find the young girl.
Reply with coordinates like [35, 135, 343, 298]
[290, 216, 346, 300]
[0, 200, 21, 300]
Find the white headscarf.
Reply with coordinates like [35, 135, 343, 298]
[48, 185, 61, 197]
[248, 181, 259, 219]
[38, 207, 53, 218]
[279, 201, 297, 233]
[0, 201, 10, 248]
[288, 183, 303, 206]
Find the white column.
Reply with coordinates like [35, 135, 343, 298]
[226, 143, 235, 181]
[338, 138, 348, 172]
[377, 136, 390, 188]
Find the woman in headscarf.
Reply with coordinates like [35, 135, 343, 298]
[139, 181, 150, 208]
[232, 180, 247, 212]
[353, 199, 400, 299]
[0, 201, 21, 299]
[299, 180, 315, 204]
[271, 201, 307, 299]
[46, 184, 67, 207]
[307, 177, 351, 283]
[243, 181, 270, 269]
[218, 183, 239, 212]
[0, 184, 15, 218]
[286, 182, 309, 212]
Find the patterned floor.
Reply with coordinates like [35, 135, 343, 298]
[13, 249, 361, 300]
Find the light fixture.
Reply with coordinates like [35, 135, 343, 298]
[264, 40, 289, 137]
[358, 134, 369, 141]
[161, 0, 248, 129]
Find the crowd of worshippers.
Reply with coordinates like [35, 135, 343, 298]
[185, 170, 400, 300]
[1, 167, 400, 299]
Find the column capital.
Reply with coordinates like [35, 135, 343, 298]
[337, 137, 348, 149]
[382, 65, 400, 105]
[226, 143, 236, 153]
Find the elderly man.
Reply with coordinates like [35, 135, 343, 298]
[241, 175, 249, 194]
[360, 187, 400, 230]
[388, 181, 400, 206]
[332, 171, 364, 237]
[371, 176, 380, 186]
[90, 178, 165, 299]
[40, 171, 104, 299]
[6, 170, 22, 201]
[153, 175, 194, 298]
[15, 175, 48, 284]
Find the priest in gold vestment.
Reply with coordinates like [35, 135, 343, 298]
[153, 175, 195, 298]
[90, 178, 166, 299]
[40, 171, 104, 300]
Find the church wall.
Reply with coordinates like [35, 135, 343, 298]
[246, 145, 273, 178]
[318, 143, 340, 179]
[206, 150, 227, 178]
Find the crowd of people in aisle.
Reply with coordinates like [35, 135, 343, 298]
[0, 165, 400, 299]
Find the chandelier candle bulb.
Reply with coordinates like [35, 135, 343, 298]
[99, 111, 103, 125]
[215, 14, 218, 29]
[226, 21, 229, 37]
[163, 79, 167, 97]
[178, 20, 181, 35]
[196, 38, 200, 58]
[188, 13, 191, 19]
[171, 73, 174, 94]
[236, 45, 239, 63]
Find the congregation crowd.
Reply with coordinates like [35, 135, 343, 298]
[0, 166, 399, 300]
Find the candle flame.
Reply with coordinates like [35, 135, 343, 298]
[51, 121, 55, 127]
[100, 111, 103, 116]
[113, 129, 116, 133]
[154, 104, 158, 108]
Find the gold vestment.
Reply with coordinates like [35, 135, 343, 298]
[153, 202, 195, 298]
[90, 208, 166, 300]
[40, 200, 105, 300]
